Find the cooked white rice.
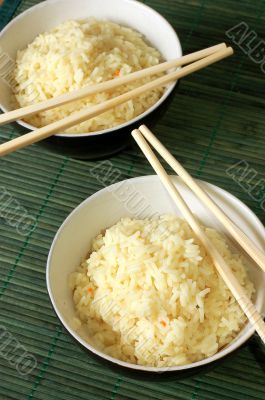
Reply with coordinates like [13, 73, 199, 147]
[69, 215, 254, 367]
[13, 19, 164, 133]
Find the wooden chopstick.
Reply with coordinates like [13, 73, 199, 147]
[0, 43, 227, 126]
[138, 125, 265, 274]
[132, 128, 265, 344]
[0, 46, 233, 157]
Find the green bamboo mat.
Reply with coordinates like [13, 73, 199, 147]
[0, 0, 265, 399]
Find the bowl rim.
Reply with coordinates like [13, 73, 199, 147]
[46, 175, 265, 373]
[0, 0, 182, 138]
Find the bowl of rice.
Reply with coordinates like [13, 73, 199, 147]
[47, 175, 265, 372]
[0, 0, 182, 159]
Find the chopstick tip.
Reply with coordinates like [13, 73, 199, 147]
[139, 124, 147, 131]
[131, 128, 140, 137]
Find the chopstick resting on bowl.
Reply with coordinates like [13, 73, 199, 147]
[131, 127, 265, 345]
[0, 43, 227, 126]
[0, 45, 233, 157]
[137, 125, 265, 275]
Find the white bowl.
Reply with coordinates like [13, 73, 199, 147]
[0, 0, 182, 138]
[47, 175, 265, 372]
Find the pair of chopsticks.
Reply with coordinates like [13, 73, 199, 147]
[0, 43, 233, 157]
[132, 125, 265, 345]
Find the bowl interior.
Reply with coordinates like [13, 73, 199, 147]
[47, 175, 265, 372]
[0, 0, 182, 135]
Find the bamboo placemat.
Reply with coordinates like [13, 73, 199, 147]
[0, 0, 264, 399]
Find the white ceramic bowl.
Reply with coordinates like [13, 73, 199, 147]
[47, 175, 265, 372]
[0, 0, 182, 158]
